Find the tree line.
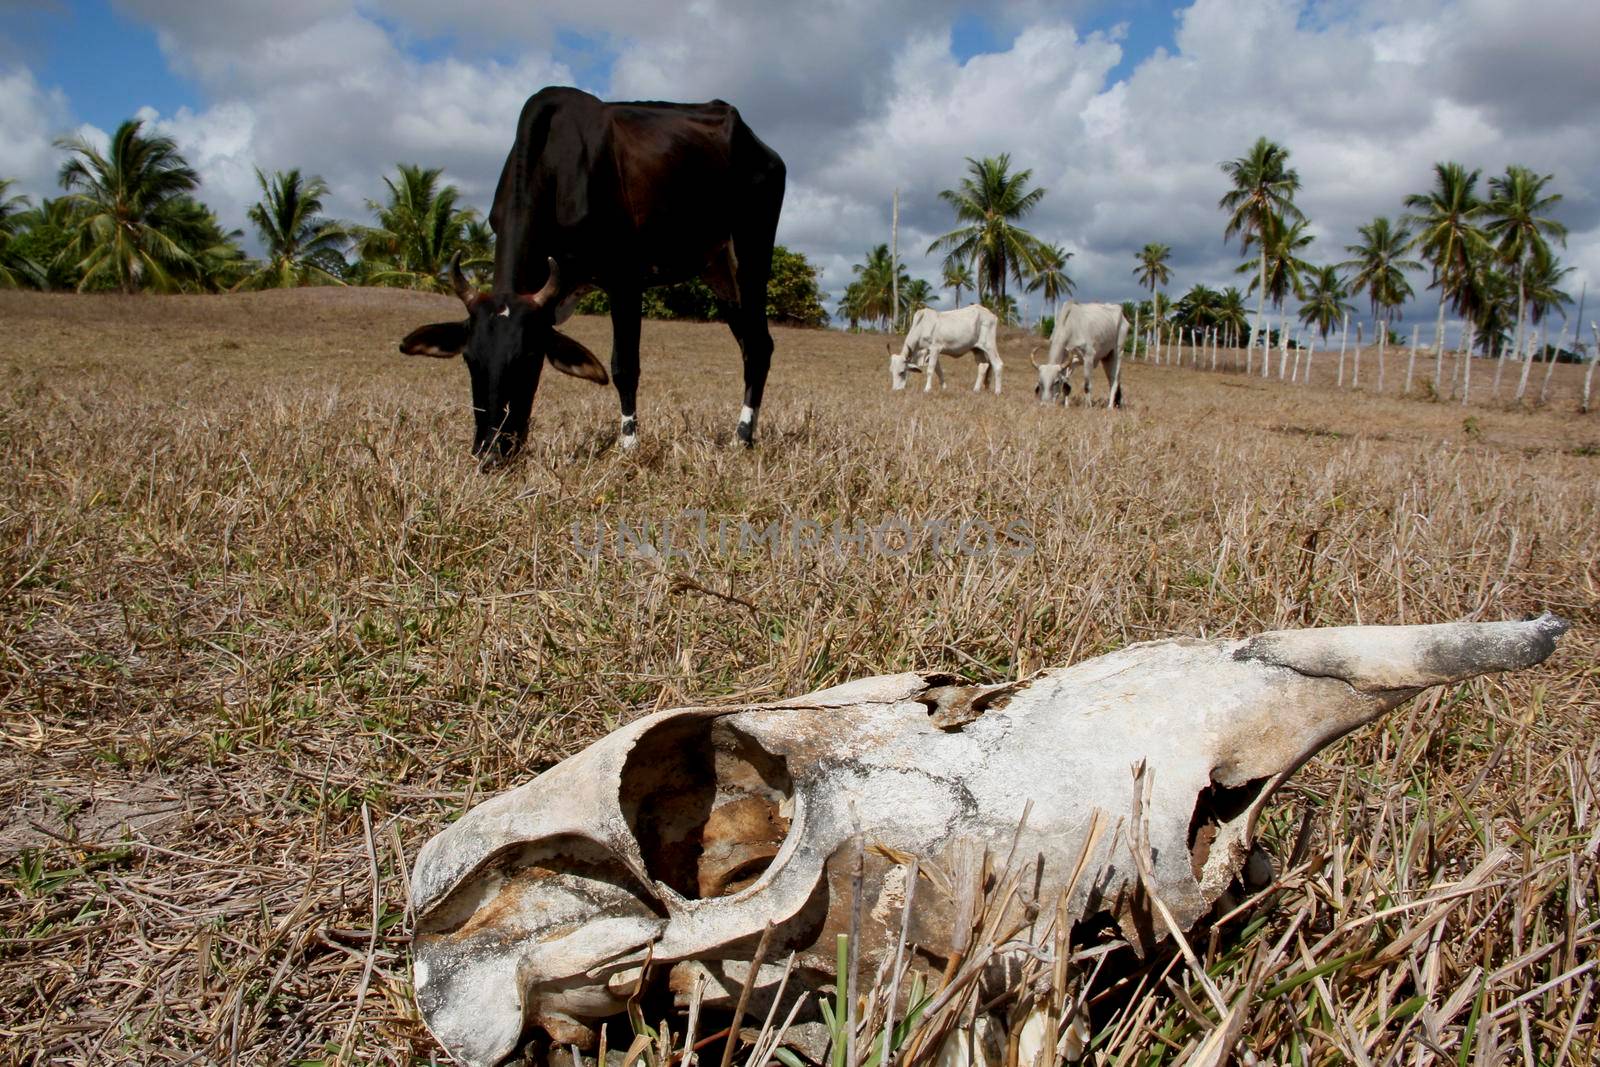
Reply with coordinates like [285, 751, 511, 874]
[0, 118, 831, 327]
[838, 153, 1072, 332]
[1144, 136, 1574, 366]
[837, 138, 1577, 375]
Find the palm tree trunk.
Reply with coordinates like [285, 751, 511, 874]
[1256, 247, 1268, 373]
[1440, 321, 1452, 399]
[1354, 321, 1363, 388]
[1276, 308, 1288, 379]
[1432, 288, 1448, 394]
[1405, 326, 1418, 395]
[1516, 320, 1538, 400]
[1461, 324, 1474, 406]
[1510, 268, 1527, 391]
[1147, 283, 1157, 362]
[1583, 320, 1597, 413]
[1378, 315, 1388, 393]
[1338, 313, 1349, 388]
[1540, 322, 1565, 403]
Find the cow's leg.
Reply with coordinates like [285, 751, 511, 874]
[727, 152, 783, 448]
[1080, 358, 1095, 408]
[973, 359, 988, 392]
[728, 298, 773, 447]
[610, 291, 643, 449]
[1104, 350, 1124, 408]
[924, 351, 942, 392]
[984, 348, 1003, 394]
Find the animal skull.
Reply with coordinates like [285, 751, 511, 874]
[410, 614, 1568, 1066]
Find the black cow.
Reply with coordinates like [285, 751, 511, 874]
[400, 86, 787, 465]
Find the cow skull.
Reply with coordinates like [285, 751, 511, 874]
[410, 614, 1568, 1066]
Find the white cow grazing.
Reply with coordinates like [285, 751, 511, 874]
[888, 305, 1003, 394]
[1032, 301, 1127, 407]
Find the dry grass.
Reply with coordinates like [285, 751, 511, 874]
[0, 288, 1595, 1065]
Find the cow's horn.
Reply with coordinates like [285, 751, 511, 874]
[1029, 346, 1042, 368]
[449, 250, 473, 307]
[522, 257, 561, 309]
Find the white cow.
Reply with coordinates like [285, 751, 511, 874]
[888, 305, 1003, 394]
[1031, 301, 1127, 407]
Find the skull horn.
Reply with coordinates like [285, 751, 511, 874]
[1029, 345, 1042, 368]
[1235, 612, 1570, 699]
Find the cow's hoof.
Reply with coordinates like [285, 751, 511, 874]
[619, 433, 640, 451]
[735, 424, 755, 448]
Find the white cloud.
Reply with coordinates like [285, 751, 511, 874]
[0, 65, 74, 197]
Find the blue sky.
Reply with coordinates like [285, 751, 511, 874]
[5, 1, 194, 132]
[2, 0, 1597, 339]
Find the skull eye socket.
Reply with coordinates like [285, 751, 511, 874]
[620, 717, 795, 900]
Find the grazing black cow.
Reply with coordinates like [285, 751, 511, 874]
[400, 86, 787, 464]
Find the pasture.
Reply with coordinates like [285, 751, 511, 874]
[0, 287, 1596, 1064]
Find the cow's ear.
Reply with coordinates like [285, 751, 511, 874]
[546, 330, 610, 384]
[400, 321, 468, 358]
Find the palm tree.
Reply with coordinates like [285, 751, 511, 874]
[1239, 213, 1313, 370]
[1341, 216, 1419, 352]
[54, 118, 204, 293]
[1171, 284, 1221, 332]
[1217, 287, 1249, 349]
[836, 284, 867, 331]
[1027, 243, 1074, 319]
[1132, 242, 1171, 352]
[1133, 242, 1172, 307]
[1484, 165, 1566, 375]
[982, 291, 1021, 327]
[942, 259, 974, 307]
[1523, 247, 1573, 328]
[165, 196, 247, 291]
[358, 164, 475, 292]
[459, 216, 496, 287]
[0, 178, 42, 289]
[848, 243, 909, 330]
[898, 278, 937, 330]
[235, 168, 348, 290]
[1219, 137, 1303, 366]
[10, 197, 83, 290]
[1463, 262, 1515, 357]
[1521, 248, 1574, 401]
[1404, 162, 1490, 360]
[927, 154, 1046, 305]
[1297, 265, 1354, 341]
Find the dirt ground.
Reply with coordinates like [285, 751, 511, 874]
[0, 288, 1596, 1064]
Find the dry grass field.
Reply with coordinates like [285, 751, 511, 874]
[0, 287, 1596, 1065]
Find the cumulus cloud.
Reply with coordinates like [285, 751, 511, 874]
[4, 0, 1598, 339]
[0, 65, 74, 196]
